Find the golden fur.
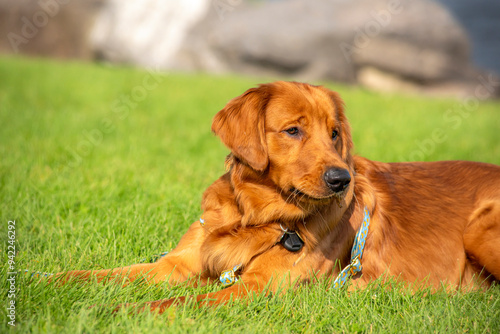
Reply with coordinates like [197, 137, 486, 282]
[60, 81, 500, 312]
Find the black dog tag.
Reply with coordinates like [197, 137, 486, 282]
[280, 231, 304, 252]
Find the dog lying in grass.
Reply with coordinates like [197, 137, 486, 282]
[59, 81, 500, 312]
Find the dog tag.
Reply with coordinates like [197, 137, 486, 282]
[281, 231, 304, 252]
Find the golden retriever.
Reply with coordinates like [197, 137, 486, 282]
[60, 81, 500, 312]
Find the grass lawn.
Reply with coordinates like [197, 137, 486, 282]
[1, 56, 499, 333]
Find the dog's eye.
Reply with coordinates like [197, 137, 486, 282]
[332, 130, 339, 140]
[285, 127, 299, 136]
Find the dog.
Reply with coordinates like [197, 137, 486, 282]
[60, 81, 500, 313]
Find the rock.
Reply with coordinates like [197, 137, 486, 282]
[174, 0, 498, 97]
[90, 0, 211, 68]
[0, 0, 103, 59]
[4, 0, 495, 98]
[177, 0, 356, 82]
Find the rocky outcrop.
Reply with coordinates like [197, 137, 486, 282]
[0, 0, 103, 59]
[1, 0, 497, 97]
[174, 0, 496, 97]
[90, 0, 210, 68]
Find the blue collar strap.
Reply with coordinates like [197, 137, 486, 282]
[220, 264, 242, 287]
[333, 206, 371, 289]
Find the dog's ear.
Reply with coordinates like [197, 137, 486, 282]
[212, 85, 270, 171]
[321, 88, 353, 163]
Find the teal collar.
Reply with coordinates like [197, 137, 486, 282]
[333, 206, 371, 289]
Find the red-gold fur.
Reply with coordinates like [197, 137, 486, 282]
[60, 81, 500, 312]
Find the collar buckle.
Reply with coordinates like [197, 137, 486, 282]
[280, 227, 304, 252]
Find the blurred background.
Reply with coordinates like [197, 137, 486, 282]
[1, 0, 499, 98]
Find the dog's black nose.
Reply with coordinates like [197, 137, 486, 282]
[324, 168, 351, 193]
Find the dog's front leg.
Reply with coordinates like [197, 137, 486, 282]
[125, 277, 269, 314]
[57, 221, 206, 285]
[128, 255, 296, 313]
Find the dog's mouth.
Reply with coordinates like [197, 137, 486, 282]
[288, 187, 347, 204]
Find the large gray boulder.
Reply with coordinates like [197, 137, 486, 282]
[174, 0, 495, 97]
[89, 0, 498, 97]
[176, 0, 355, 82]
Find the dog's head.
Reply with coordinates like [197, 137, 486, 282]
[212, 81, 354, 209]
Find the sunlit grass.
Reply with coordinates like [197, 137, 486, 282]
[1, 56, 499, 333]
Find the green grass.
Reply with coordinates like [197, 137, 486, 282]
[1, 56, 499, 333]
